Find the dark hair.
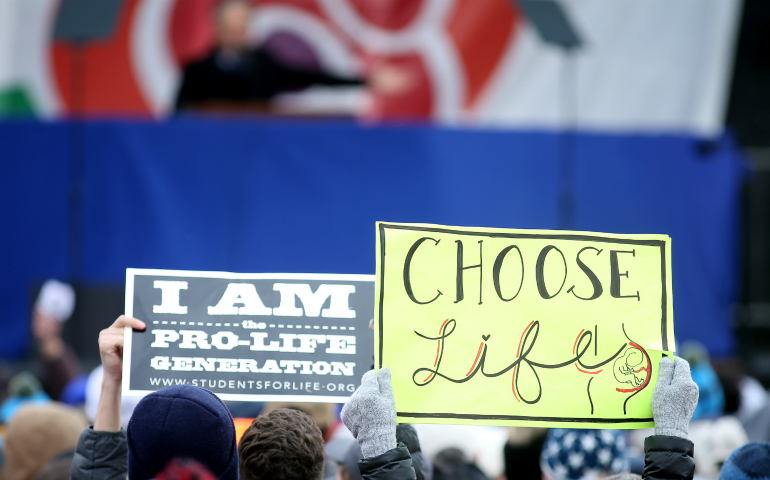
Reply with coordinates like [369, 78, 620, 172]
[238, 408, 324, 480]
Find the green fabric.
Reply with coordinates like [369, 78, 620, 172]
[0, 86, 36, 117]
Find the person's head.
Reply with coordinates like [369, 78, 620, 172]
[324, 437, 362, 480]
[336, 466, 355, 480]
[238, 408, 324, 480]
[214, 0, 252, 53]
[540, 429, 628, 480]
[689, 416, 748, 478]
[431, 447, 486, 480]
[263, 402, 336, 435]
[126, 385, 238, 480]
[0, 403, 87, 480]
[0, 372, 51, 424]
[396, 424, 432, 480]
[719, 441, 770, 480]
[681, 340, 725, 421]
[30, 453, 74, 480]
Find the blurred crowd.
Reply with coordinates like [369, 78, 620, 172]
[1, 279, 770, 480]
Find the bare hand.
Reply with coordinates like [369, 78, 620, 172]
[32, 309, 62, 340]
[368, 63, 415, 96]
[99, 315, 145, 387]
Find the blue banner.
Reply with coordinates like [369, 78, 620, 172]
[0, 118, 746, 358]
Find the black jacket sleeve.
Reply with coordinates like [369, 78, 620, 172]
[175, 63, 210, 110]
[265, 52, 363, 90]
[643, 435, 695, 480]
[70, 426, 128, 480]
[358, 443, 417, 480]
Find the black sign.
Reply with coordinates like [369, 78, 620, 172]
[123, 269, 374, 402]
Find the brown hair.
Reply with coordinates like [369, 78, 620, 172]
[262, 402, 336, 433]
[238, 408, 324, 480]
[1, 403, 87, 480]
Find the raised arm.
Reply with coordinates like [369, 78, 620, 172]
[341, 367, 417, 480]
[71, 315, 145, 480]
[643, 356, 699, 480]
[94, 315, 145, 431]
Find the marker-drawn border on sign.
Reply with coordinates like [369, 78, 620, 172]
[377, 223, 669, 423]
[123, 268, 374, 402]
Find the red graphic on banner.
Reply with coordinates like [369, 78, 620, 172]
[50, 0, 520, 117]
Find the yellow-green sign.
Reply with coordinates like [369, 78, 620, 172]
[375, 222, 674, 428]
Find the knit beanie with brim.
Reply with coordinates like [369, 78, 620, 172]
[720, 442, 770, 480]
[127, 385, 238, 480]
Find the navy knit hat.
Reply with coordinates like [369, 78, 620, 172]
[720, 442, 770, 480]
[127, 385, 238, 480]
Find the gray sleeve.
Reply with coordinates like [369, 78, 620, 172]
[70, 426, 128, 480]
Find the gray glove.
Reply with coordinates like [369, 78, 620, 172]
[341, 367, 397, 458]
[652, 356, 699, 438]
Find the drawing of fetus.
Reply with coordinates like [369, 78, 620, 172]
[613, 347, 647, 387]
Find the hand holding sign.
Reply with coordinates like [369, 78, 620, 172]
[652, 356, 699, 439]
[101, 315, 146, 384]
[95, 315, 145, 431]
[341, 367, 397, 458]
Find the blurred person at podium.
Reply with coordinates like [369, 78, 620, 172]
[175, 0, 411, 112]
